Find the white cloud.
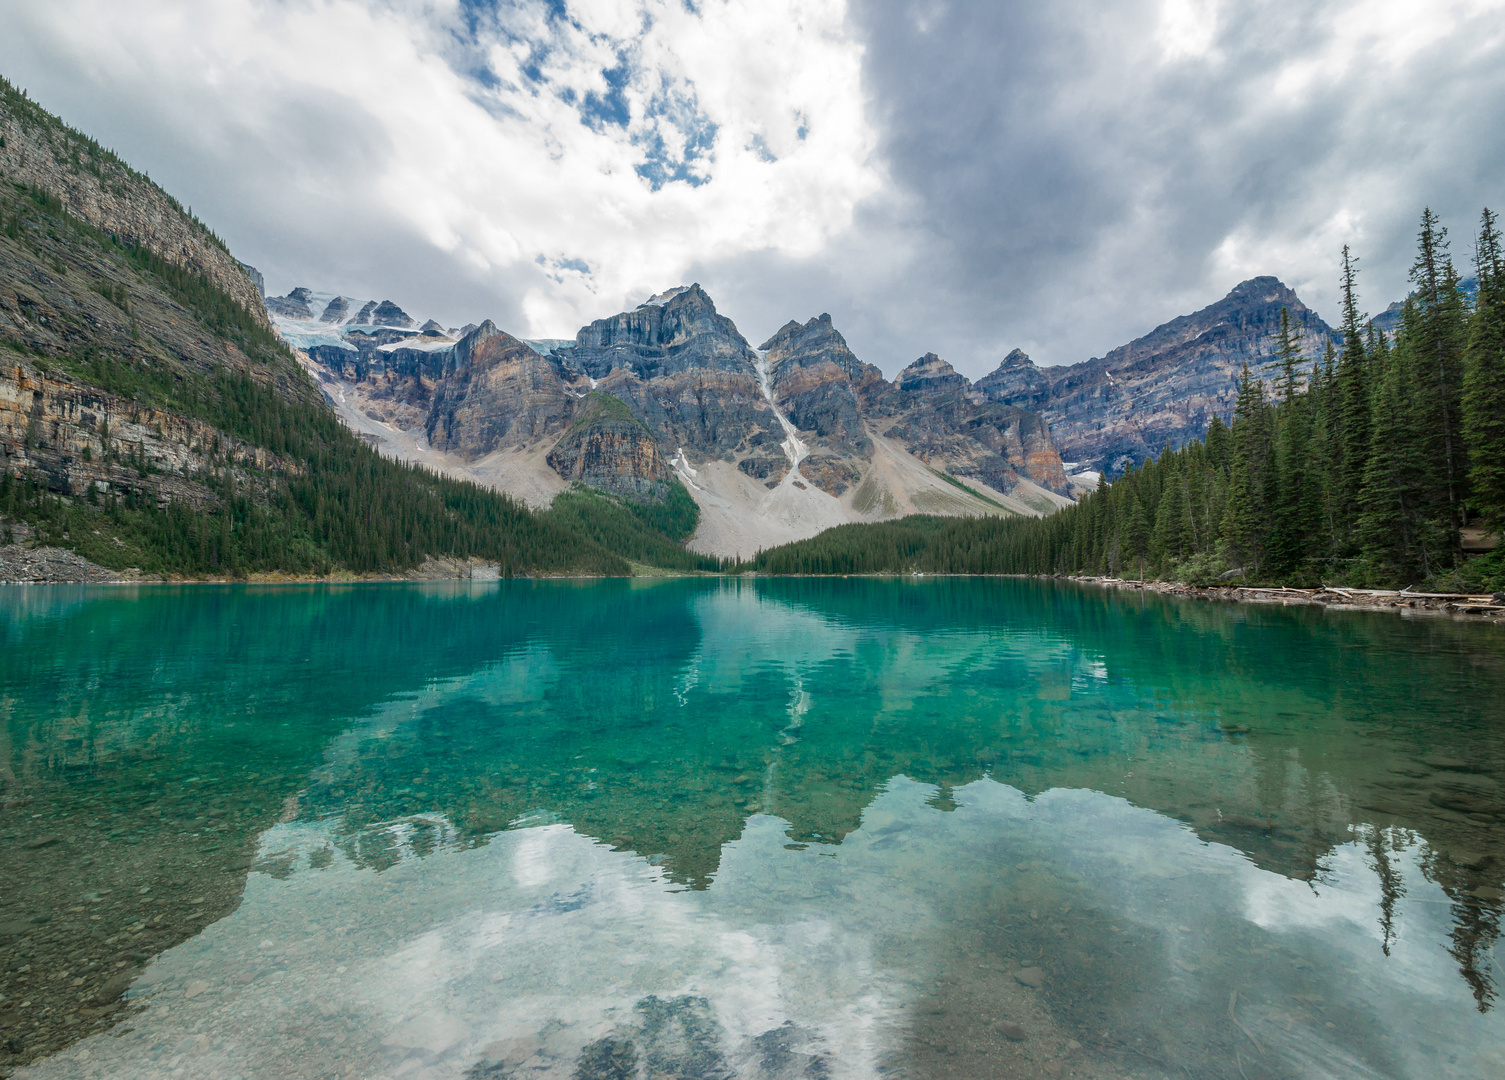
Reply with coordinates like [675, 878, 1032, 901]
[1155, 0, 1221, 62]
[0, 0, 878, 336]
[3, 0, 1504, 373]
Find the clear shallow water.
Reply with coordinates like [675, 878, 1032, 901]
[2, 579, 1504, 1080]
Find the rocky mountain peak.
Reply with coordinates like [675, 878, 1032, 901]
[446, 319, 539, 375]
[1227, 275, 1299, 306]
[978, 275, 1338, 477]
[320, 296, 352, 323]
[999, 347, 1034, 369]
[572, 283, 752, 380]
[265, 288, 314, 320]
[368, 300, 413, 328]
[894, 352, 968, 394]
[638, 285, 693, 308]
[759, 313, 848, 358]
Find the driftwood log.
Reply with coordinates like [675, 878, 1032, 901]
[1074, 577, 1505, 620]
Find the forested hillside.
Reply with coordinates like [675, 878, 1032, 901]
[0, 76, 653, 578]
[745, 209, 1505, 591]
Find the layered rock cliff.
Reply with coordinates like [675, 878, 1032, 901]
[0, 77, 267, 326]
[978, 277, 1336, 476]
[426, 321, 575, 456]
[547, 392, 673, 501]
[279, 285, 1076, 555]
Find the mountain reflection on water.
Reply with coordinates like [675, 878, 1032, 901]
[2, 579, 1504, 1079]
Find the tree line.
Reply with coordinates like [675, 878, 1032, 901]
[743, 209, 1505, 591]
[0, 179, 637, 577]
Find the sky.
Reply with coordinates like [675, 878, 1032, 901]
[2, 0, 1503, 376]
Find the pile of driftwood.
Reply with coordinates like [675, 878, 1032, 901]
[1077, 577, 1505, 620]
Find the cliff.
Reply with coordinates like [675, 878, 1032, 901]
[0, 77, 267, 327]
[284, 284, 1076, 556]
[978, 277, 1336, 475]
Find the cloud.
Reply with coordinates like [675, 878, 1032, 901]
[814, 0, 1505, 372]
[1, 0, 1502, 375]
[0, 0, 878, 334]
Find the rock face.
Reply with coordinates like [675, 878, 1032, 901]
[266, 287, 314, 319]
[869, 354, 1069, 496]
[426, 322, 575, 457]
[571, 284, 755, 379]
[755, 322, 1070, 499]
[320, 295, 352, 323]
[546, 393, 673, 501]
[2, 355, 286, 513]
[0, 78, 267, 326]
[560, 284, 778, 465]
[977, 277, 1336, 476]
[278, 282, 1076, 551]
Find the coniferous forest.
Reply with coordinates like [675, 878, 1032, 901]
[746, 209, 1505, 592]
[3, 164, 1500, 585]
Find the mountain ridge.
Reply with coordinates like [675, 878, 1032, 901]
[977, 275, 1337, 475]
[271, 281, 1078, 557]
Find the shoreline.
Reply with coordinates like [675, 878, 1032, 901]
[1068, 575, 1505, 622]
[2, 541, 1502, 626]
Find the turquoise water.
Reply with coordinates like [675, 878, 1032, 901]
[2, 579, 1504, 1079]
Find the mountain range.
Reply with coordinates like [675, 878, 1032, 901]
[266, 283, 1081, 557]
[262, 270, 1346, 556]
[0, 74, 1399, 570]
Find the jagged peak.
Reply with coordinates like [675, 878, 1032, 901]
[999, 347, 1034, 369]
[1220, 276, 1309, 310]
[638, 284, 714, 309]
[462, 318, 502, 342]
[894, 352, 968, 391]
[447, 318, 542, 373]
[759, 312, 847, 353]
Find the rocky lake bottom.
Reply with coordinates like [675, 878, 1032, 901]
[1, 578, 1502, 1079]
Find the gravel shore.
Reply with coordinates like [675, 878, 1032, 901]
[0, 543, 135, 585]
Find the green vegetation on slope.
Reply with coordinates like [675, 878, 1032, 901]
[742, 208, 1505, 592]
[0, 74, 232, 253]
[0, 181, 633, 577]
[541, 484, 725, 573]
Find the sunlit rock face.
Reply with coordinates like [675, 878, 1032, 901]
[977, 277, 1337, 476]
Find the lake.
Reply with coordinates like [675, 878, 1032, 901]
[2, 579, 1503, 1080]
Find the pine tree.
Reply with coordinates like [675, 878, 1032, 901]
[1334, 244, 1372, 546]
[1358, 316, 1430, 580]
[1464, 208, 1505, 533]
[1408, 208, 1469, 546]
[1264, 310, 1321, 579]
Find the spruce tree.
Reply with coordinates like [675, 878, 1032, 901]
[1266, 310, 1320, 579]
[1222, 364, 1269, 575]
[1310, 338, 1340, 554]
[1125, 490, 1150, 581]
[1334, 245, 1371, 545]
[1408, 208, 1469, 544]
[1358, 316, 1428, 581]
[1464, 208, 1505, 534]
